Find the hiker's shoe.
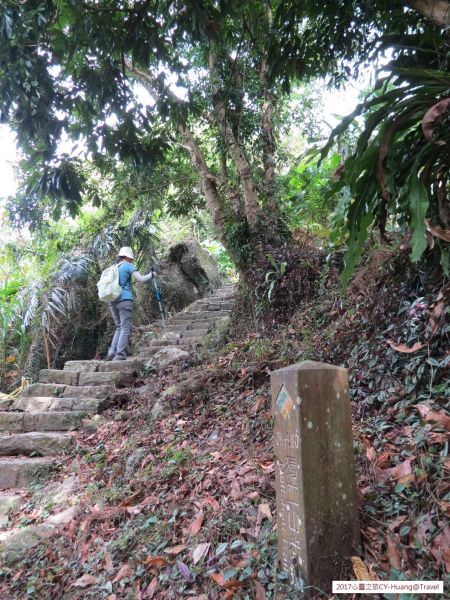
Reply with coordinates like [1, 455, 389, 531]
[105, 354, 115, 361]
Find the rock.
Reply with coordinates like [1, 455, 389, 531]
[34, 476, 78, 505]
[113, 410, 129, 422]
[0, 507, 75, 564]
[124, 448, 146, 477]
[151, 399, 163, 421]
[0, 494, 21, 517]
[150, 346, 189, 368]
[134, 239, 222, 325]
[169, 239, 222, 294]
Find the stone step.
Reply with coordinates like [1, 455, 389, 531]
[39, 370, 134, 387]
[0, 411, 87, 433]
[98, 359, 143, 372]
[64, 359, 143, 373]
[78, 371, 134, 387]
[63, 360, 102, 373]
[190, 300, 233, 309]
[167, 321, 217, 332]
[171, 310, 230, 322]
[180, 329, 209, 338]
[39, 369, 79, 386]
[21, 383, 110, 399]
[148, 340, 182, 348]
[0, 432, 72, 457]
[12, 397, 105, 413]
[0, 457, 56, 490]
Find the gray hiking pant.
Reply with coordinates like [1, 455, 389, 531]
[108, 300, 133, 359]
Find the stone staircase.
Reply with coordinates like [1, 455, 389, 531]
[133, 283, 236, 357]
[0, 359, 143, 493]
[0, 282, 235, 561]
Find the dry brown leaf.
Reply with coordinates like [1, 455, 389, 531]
[251, 396, 266, 414]
[422, 98, 450, 142]
[144, 556, 168, 568]
[387, 515, 407, 531]
[386, 535, 401, 569]
[387, 340, 424, 353]
[145, 576, 158, 599]
[190, 509, 204, 535]
[72, 574, 98, 588]
[424, 410, 450, 431]
[164, 544, 186, 556]
[104, 551, 114, 573]
[113, 563, 132, 583]
[203, 494, 219, 511]
[254, 579, 266, 599]
[192, 542, 210, 565]
[351, 556, 372, 581]
[374, 459, 413, 483]
[209, 572, 245, 589]
[257, 503, 272, 523]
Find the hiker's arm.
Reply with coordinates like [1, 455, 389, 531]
[132, 271, 155, 283]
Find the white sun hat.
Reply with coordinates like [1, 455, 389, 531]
[117, 246, 135, 260]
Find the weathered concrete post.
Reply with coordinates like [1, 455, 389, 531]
[271, 360, 360, 592]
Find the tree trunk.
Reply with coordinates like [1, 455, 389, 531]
[208, 51, 262, 231]
[407, 0, 450, 27]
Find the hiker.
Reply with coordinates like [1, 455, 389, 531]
[106, 246, 156, 361]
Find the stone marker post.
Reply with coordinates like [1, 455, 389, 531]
[271, 360, 360, 592]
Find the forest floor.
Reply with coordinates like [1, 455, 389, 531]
[1, 237, 449, 599]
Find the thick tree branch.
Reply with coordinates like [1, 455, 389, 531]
[406, 0, 450, 27]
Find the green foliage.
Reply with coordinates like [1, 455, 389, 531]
[321, 33, 449, 283]
[284, 152, 341, 231]
[200, 239, 235, 278]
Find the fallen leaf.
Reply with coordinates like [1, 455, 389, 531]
[177, 560, 191, 582]
[104, 551, 114, 572]
[251, 396, 266, 414]
[387, 515, 407, 531]
[144, 556, 167, 568]
[254, 579, 266, 599]
[366, 446, 376, 462]
[193, 542, 211, 565]
[203, 494, 219, 511]
[190, 509, 204, 535]
[387, 340, 424, 353]
[351, 556, 372, 581]
[145, 577, 158, 599]
[424, 410, 450, 431]
[209, 572, 245, 589]
[374, 459, 413, 483]
[113, 563, 132, 583]
[164, 544, 186, 556]
[257, 503, 272, 523]
[72, 574, 98, 588]
[386, 534, 401, 569]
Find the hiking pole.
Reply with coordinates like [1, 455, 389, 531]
[151, 267, 167, 333]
